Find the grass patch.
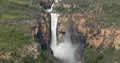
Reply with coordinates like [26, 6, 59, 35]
[96, 0, 120, 26]
[57, 0, 120, 26]
[0, 49, 57, 63]
[0, 0, 41, 20]
[84, 47, 120, 63]
[0, 24, 32, 52]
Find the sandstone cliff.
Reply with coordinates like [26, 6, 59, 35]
[30, 13, 51, 50]
[56, 13, 120, 50]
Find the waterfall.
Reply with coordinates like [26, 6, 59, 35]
[51, 13, 78, 63]
[49, 0, 78, 63]
[51, 13, 59, 54]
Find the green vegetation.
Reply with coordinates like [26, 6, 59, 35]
[0, 0, 41, 52]
[0, 0, 41, 20]
[0, 0, 38, 58]
[0, 0, 57, 63]
[55, 6, 84, 13]
[0, 24, 32, 52]
[0, 49, 57, 63]
[55, 6, 65, 12]
[96, 0, 120, 26]
[56, 0, 120, 26]
[0, 59, 14, 63]
[36, 50, 57, 63]
[0, 1, 57, 63]
[0, 0, 120, 63]
[84, 47, 120, 63]
[56, 0, 95, 13]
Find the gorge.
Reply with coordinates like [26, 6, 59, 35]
[34, 0, 120, 63]
[0, 0, 120, 63]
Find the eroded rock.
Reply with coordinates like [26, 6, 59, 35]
[57, 13, 120, 50]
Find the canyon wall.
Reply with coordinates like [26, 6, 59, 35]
[32, 0, 120, 51]
[57, 13, 120, 50]
[32, 13, 120, 50]
[28, 0, 120, 63]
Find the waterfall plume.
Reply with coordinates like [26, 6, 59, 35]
[50, 13, 78, 63]
[50, 0, 79, 63]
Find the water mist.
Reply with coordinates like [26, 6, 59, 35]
[50, 13, 78, 63]
[49, 0, 79, 63]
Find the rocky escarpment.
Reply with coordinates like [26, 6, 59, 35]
[26, 0, 120, 63]
[29, 0, 120, 52]
[37, 13, 51, 50]
[28, 0, 120, 63]
[30, 13, 51, 50]
[57, 13, 120, 50]
[30, 0, 54, 50]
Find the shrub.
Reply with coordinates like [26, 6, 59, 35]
[0, 59, 14, 63]
[22, 56, 35, 63]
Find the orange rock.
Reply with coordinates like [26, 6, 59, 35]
[87, 34, 104, 48]
[114, 29, 120, 50]
[41, 23, 47, 33]
[57, 24, 65, 32]
[63, 4, 72, 8]
[87, 28, 105, 48]
[103, 28, 114, 48]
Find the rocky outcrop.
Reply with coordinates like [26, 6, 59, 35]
[57, 13, 120, 50]
[29, 19, 39, 40]
[36, 13, 51, 50]
[32, 0, 120, 55]
[57, 14, 70, 42]
[86, 25, 114, 48]
[114, 29, 120, 50]
[30, 13, 51, 50]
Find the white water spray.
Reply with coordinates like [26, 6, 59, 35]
[49, 0, 78, 63]
[51, 13, 78, 63]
